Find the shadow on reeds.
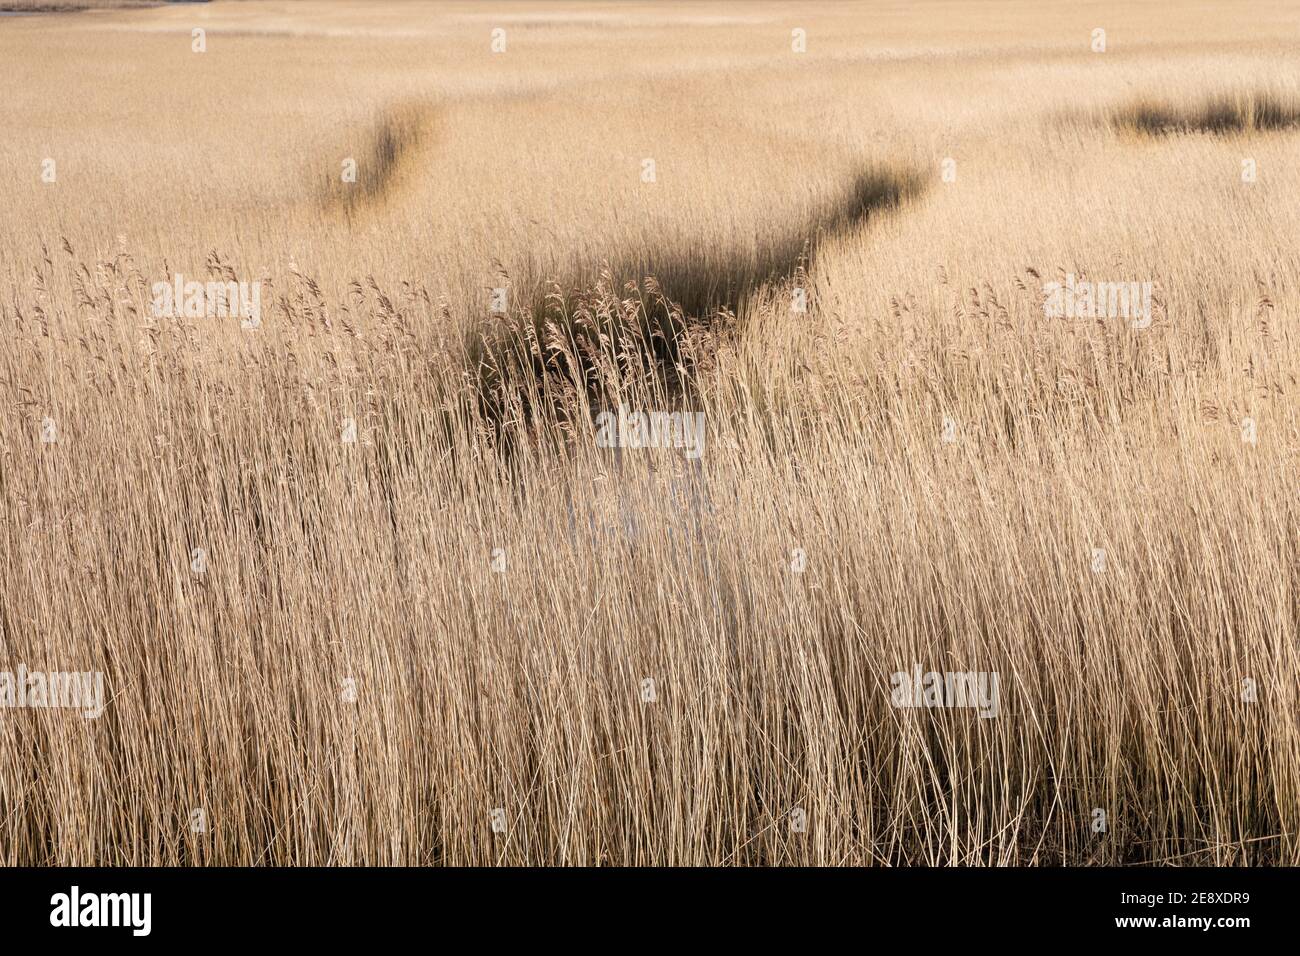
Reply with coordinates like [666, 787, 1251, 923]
[320, 100, 437, 218]
[470, 163, 926, 452]
[599, 164, 924, 322]
[1111, 91, 1300, 137]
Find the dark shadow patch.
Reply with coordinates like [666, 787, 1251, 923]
[468, 163, 926, 454]
[320, 101, 437, 219]
[1111, 92, 1300, 137]
[596, 165, 924, 323]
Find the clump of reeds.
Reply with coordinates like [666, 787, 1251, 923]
[1111, 90, 1300, 136]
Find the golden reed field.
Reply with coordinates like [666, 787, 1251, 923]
[0, 0, 1296, 866]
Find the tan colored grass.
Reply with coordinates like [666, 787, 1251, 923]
[0, 0, 1296, 866]
[1111, 90, 1300, 136]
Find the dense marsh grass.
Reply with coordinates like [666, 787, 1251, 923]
[1111, 90, 1300, 136]
[0, 0, 1296, 866]
[321, 100, 438, 218]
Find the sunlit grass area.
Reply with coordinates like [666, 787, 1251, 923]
[0, 0, 1296, 865]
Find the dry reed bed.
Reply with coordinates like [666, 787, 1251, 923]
[0, 0, 1297, 866]
[0, 237, 1295, 864]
